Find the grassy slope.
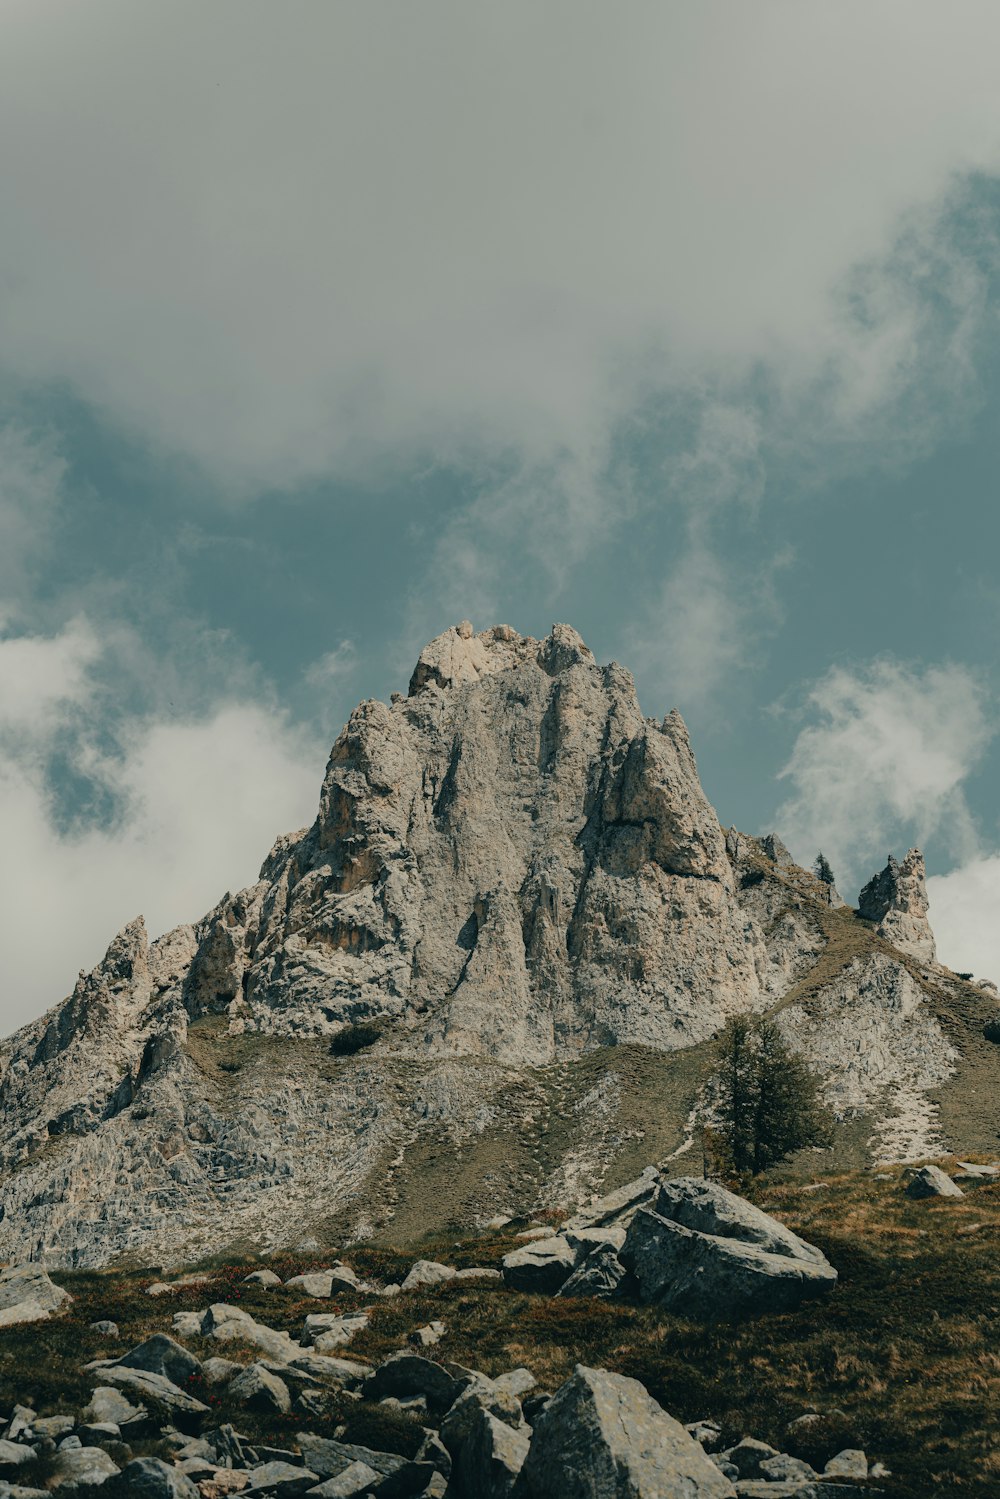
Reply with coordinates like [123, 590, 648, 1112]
[3, 1165, 998, 1497]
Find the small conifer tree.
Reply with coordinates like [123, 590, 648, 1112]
[713, 1015, 830, 1176]
[813, 852, 836, 886]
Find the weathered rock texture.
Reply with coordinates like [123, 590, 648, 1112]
[858, 849, 936, 963]
[0, 623, 991, 1268]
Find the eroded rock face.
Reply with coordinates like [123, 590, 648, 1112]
[0, 623, 968, 1268]
[232, 621, 766, 1060]
[858, 849, 936, 963]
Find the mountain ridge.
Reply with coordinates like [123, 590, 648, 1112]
[1, 621, 997, 1268]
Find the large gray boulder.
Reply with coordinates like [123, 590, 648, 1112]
[622, 1207, 837, 1319]
[202, 1303, 301, 1362]
[295, 1434, 431, 1495]
[558, 1244, 630, 1299]
[562, 1169, 660, 1233]
[0, 1441, 38, 1477]
[228, 1363, 292, 1414]
[100, 1367, 209, 1422]
[52, 1446, 121, 1490]
[362, 1351, 461, 1414]
[0, 1265, 71, 1326]
[501, 1236, 576, 1293]
[652, 1179, 829, 1266]
[115, 1334, 201, 1385]
[111, 1458, 200, 1499]
[905, 1164, 963, 1199]
[441, 1394, 529, 1497]
[243, 1462, 319, 1496]
[519, 1365, 735, 1497]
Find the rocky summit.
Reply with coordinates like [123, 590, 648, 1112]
[1, 622, 998, 1269]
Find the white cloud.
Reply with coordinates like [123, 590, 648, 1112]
[928, 858, 1000, 987]
[1, 4, 999, 490]
[774, 660, 992, 891]
[628, 549, 754, 717]
[0, 615, 98, 734]
[0, 624, 324, 1035]
[303, 640, 357, 691]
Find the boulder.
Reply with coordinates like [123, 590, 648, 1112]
[722, 1438, 780, 1478]
[245, 1270, 282, 1287]
[304, 1464, 382, 1498]
[202, 1425, 254, 1470]
[562, 1227, 627, 1261]
[116, 1334, 201, 1385]
[519, 1365, 735, 1497]
[111, 1459, 200, 1499]
[562, 1168, 660, 1233]
[501, 1237, 576, 1293]
[622, 1208, 836, 1319]
[100, 1367, 209, 1422]
[558, 1244, 630, 1299]
[201, 1357, 243, 1385]
[653, 1179, 829, 1266]
[33, 1415, 75, 1440]
[825, 1449, 868, 1479]
[303, 1311, 370, 1351]
[172, 1312, 204, 1338]
[493, 1368, 536, 1399]
[79, 1423, 124, 1445]
[243, 1464, 319, 1497]
[440, 1388, 530, 1497]
[82, 1387, 144, 1426]
[203, 1304, 301, 1362]
[283, 1274, 336, 1299]
[452, 1268, 502, 1282]
[295, 1435, 429, 1494]
[90, 1320, 120, 1337]
[758, 1454, 817, 1482]
[616, 1180, 838, 1320]
[0, 1265, 71, 1317]
[4, 1405, 36, 1441]
[52, 1445, 121, 1489]
[905, 1165, 963, 1199]
[228, 1364, 291, 1414]
[954, 1161, 1000, 1181]
[290, 1354, 372, 1386]
[409, 1321, 446, 1348]
[398, 1261, 456, 1292]
[0, 1442, 38, 1477]
[362, 1351, 461, 1414]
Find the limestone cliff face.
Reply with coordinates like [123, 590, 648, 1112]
[203, 622, 767, 1060]
[0, 623, 986, 1269]
[858, 849, 936, 963]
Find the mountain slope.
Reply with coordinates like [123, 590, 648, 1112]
[0, 622, 996, 1267]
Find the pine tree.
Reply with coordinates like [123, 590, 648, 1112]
[712, 1015, 830, 1176]
[813, 852, 836, 886]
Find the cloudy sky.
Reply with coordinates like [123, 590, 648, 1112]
[3, 1, 1000, 1030]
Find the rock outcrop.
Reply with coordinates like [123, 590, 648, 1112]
[858, 849, 936, 963]
[502, 1174, 837, 1321]
[0, 622, 985, 1268]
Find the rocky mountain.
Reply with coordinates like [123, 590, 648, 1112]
[1, 622, 997, 1269]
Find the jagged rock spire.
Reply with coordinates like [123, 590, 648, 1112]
[858, 848, 936, 963]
